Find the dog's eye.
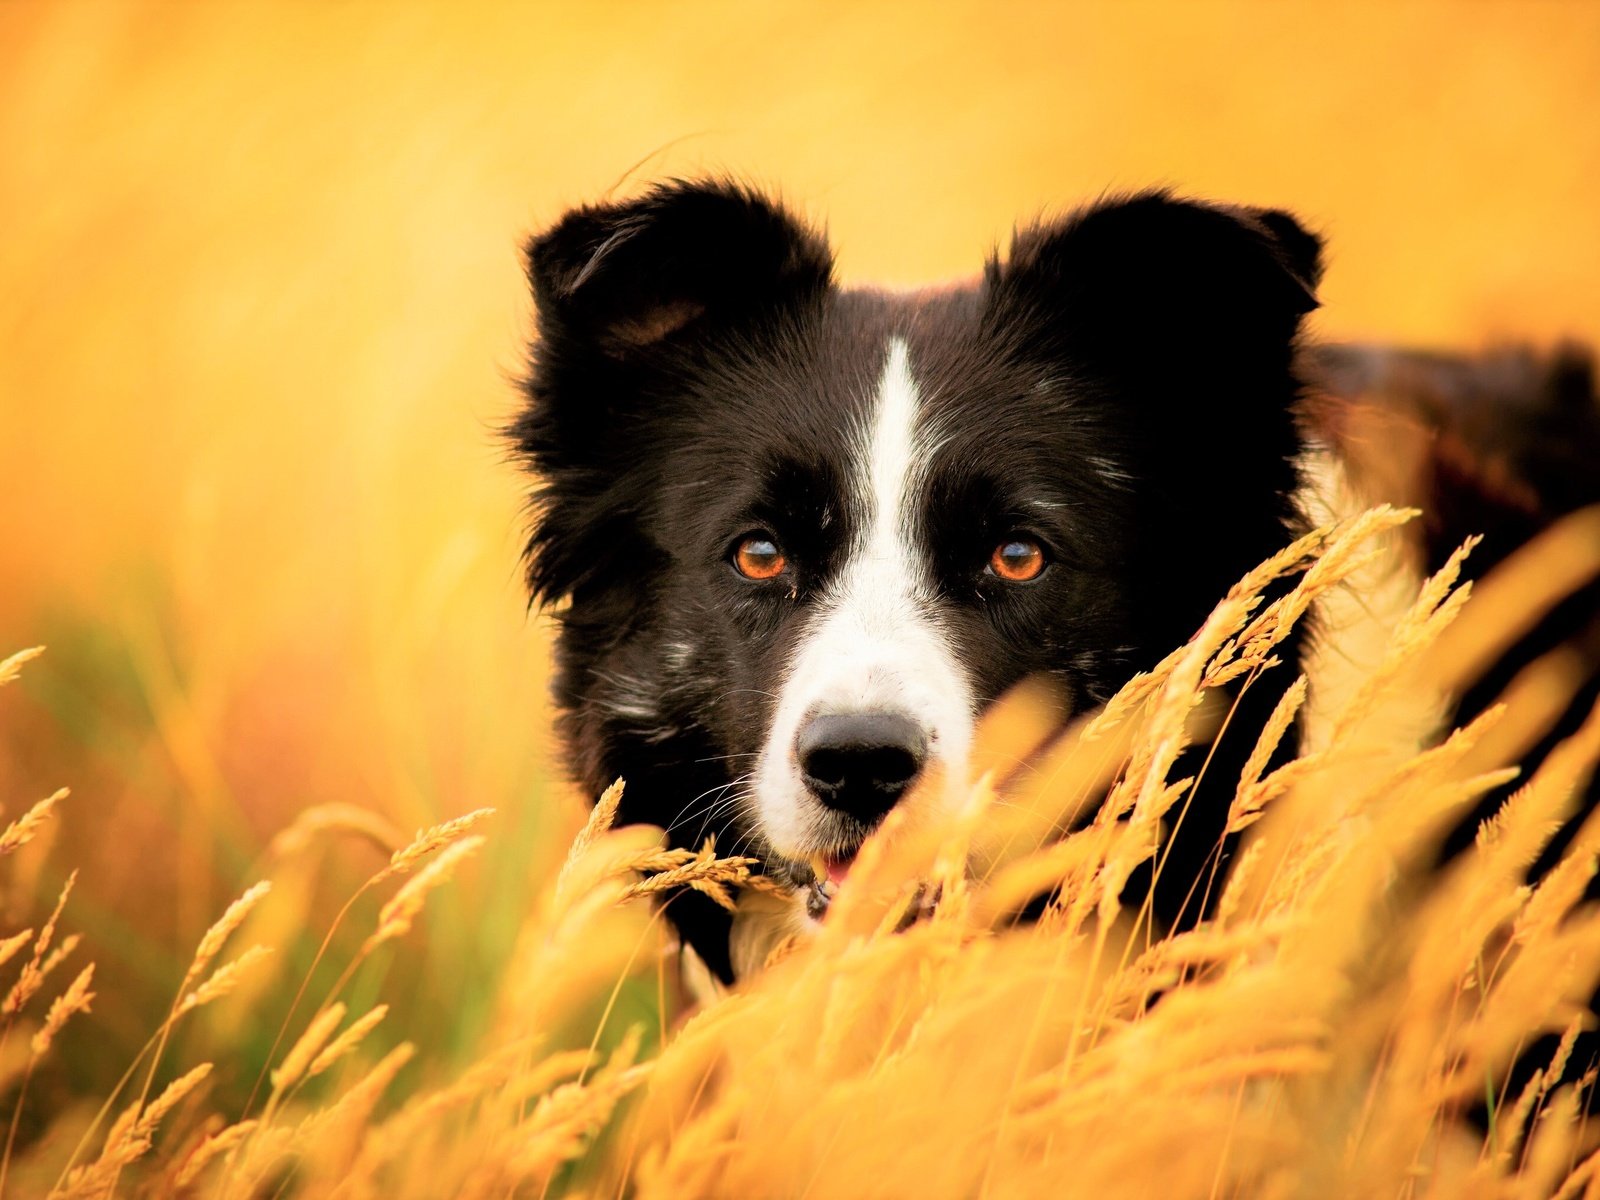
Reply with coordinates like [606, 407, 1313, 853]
[732, 535, 787, 581]
[988, 536, 1047, 582]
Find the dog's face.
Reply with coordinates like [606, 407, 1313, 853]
[513, 181, 1320, 968]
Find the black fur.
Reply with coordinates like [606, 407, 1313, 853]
[512, 179, 1323, 979]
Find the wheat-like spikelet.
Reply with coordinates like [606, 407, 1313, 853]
[364, 835, 484, 952]
[176, 944, 273, 1016]
[30, 962, 95, 1057]
[0, 646, 44, 688]
[0, 788, 68, 856]
[271, 1002, 347, 1094]
[497, 1029, 648, 1190]
[3, 870, 77, 1017]
[298, 1041, 416, 1178]
[1228, 675, 1308, 834]
[308, 1003, 389, 1080]
[557, 778, 625, 888]
[1499, 1017, 1588, 1167]
[16, 505, 1600, 1200]
[179, 880, 270, 994]
[351, 1035, 553, 1176]
[619, 838, 759, 912]
[133, 1063, 213, 1142]
[269, 803, 408, 861]
[376, 807, 496, 883]
[0, 929, 33, 971]
[172, 1118, 258, 1189]
[59, 1064, 215, 1200]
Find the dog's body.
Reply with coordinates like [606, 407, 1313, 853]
[512, 180, 1324, 979]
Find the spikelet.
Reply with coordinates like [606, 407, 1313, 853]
[63, 1065, 215, 1199]
[40, 932, 82, 980]
[0, 645, 44, 688]
[1214, 836, 1266, 929]
[0, 788, 68, 855]
[134, 1063, 213, 1142]
[176, 944, 273, 1015]
[180, 880, 270, 993]
[1549, 1144, 1600, 1200]
[303, 1041, 416, 1171]
[365, 836, 484, 952]
[173, 1119, 258, 1188]
[376, 807, 496, 883]
[1228, 676, 1308, 834]
[269, 803, 407, 861]
[308, 1004, 389, 1080]
[505, 1029, 649, 1185]
[356, 1035, 550, 1170]
[22, 504, 1600, 1199]
[271, 1002, 347, 1093]
[3, 870, 77, 1016]
[30, 962, 95, 1056]
[0, 929, 33, 970]
[619, 838, 759, 911]
[1498, 1017, 1587, 1165]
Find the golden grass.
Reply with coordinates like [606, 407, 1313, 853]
[3, 506, 1600, 1198]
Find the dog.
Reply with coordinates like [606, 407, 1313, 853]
[510, 178, 1326, 981]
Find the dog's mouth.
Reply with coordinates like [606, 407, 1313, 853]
[811, 851, 855, 889]
[801, 851, 855, 920]
[762, 846, 861, 920]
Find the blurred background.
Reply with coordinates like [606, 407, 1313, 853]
[1, 0, 1597, 1116]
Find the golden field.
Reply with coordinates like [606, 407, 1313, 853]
[3, 4, 1600, 1196]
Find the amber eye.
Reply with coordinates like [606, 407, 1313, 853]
[733, 535, 787, 580]
[988, 536, 1046, 582]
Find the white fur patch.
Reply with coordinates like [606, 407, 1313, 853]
[753, 337, 976, 857]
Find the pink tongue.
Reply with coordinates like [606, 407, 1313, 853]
[825, 857, 853, 887]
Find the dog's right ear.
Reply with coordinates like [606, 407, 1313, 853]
[515, 181, 831, 611]
[526, 179, 833, 357]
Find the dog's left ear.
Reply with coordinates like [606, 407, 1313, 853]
[989, 191, 1323, 368]
[526, 179, 833, 356]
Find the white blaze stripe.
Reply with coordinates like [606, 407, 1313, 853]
[753, 336, 977, 857]
[864, 338, 919, 566]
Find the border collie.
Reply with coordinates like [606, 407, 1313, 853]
[511, 179, 1324, 981]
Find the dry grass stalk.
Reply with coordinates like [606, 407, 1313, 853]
[365, 836, 484, 952]
[16, 506, 1600, 1199]
[3, 870, 78, 1017]
[0, 929, 33, 971]
[378, 808, 496, 882]
[134, 1063, 213, 1143]
[173, 1119, 258, 1188]
[502, 1030, 648, 1186]
[1228, 675, 1308, 834]
[0, 788, 69, 856]
[562, 780, 624, 869]
[271, 1002, 347, 1094]
[269, 804, 407, 862]
[308, 1004, 389, 1080]
[31, 962, 95, 1057]
[305, 1042, 416, 1164]
[619, 838, 759, 912]
[176, 945, 272, 1016]
[60, 1065, 215, 1199]
[0, 646, 44, 688]
[180, 881, 271, 994]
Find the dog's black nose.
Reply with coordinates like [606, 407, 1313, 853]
[797, 712, 928, 824]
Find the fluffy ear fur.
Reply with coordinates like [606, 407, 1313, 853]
[513, 180, 833, 609]
[526, 178, 834, 357]
[988, 190, 1323, 371]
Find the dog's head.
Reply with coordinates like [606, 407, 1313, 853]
[513, 179, 1320, 941]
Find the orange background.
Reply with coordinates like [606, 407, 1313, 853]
[0, 0, 1597, 1048]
